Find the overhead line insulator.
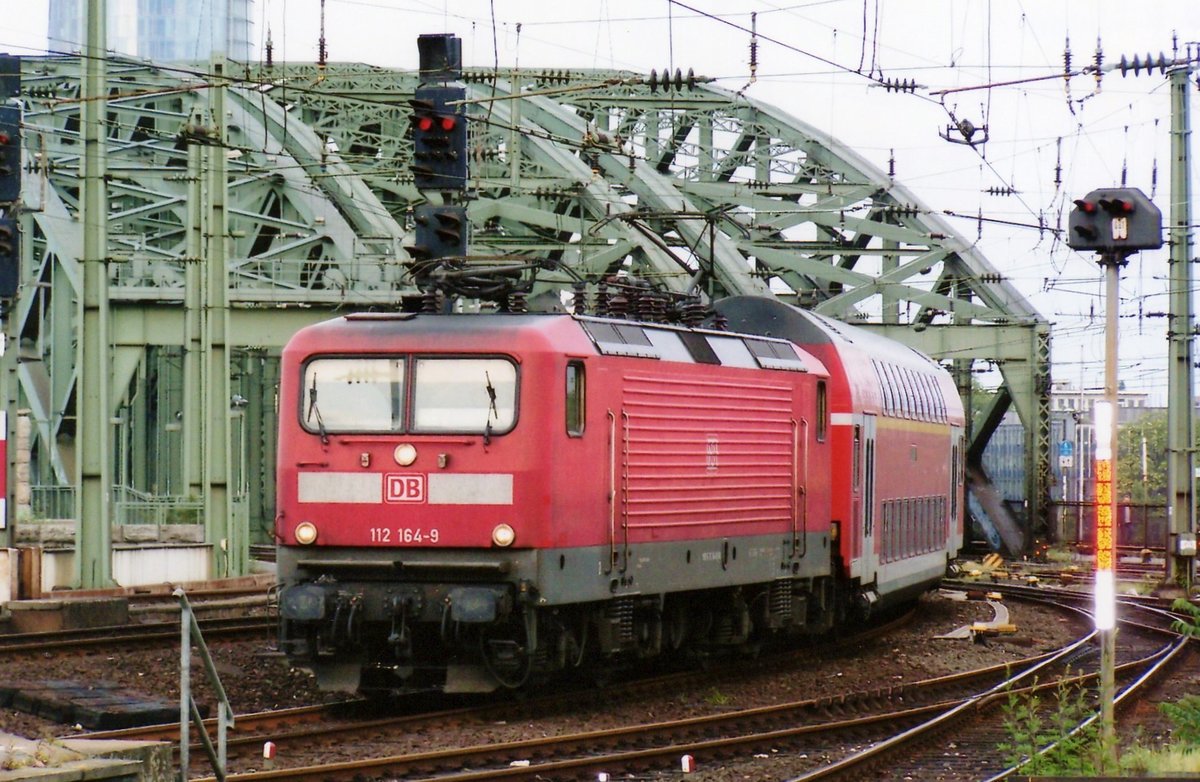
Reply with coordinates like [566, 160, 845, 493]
[1117, 52, 1171, 77]
[647, 68, 696, 93]
[879, 77, 919, 93]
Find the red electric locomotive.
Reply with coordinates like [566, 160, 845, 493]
[275, 298, 963, 694]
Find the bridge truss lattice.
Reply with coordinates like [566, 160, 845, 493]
[6, 56, 1050, 579]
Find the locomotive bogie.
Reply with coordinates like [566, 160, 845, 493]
[278, 527, 839, 692]
[280, 574, 841, 693]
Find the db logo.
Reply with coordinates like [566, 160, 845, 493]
[385, 474, 425, 503]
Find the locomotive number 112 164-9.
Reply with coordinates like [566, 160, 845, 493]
[369, 527, 440, 544]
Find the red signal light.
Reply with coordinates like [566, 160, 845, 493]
[1099, 197, 1133, 214]
[1073, 199, 1097, 214]
[0, 133, 8, 145]
[439, 116, 456, 132]
[417, 116, 434, 132]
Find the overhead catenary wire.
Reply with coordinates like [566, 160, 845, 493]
[665, 0, 941, 101]
[1, 5, 1186, 384]
[14, 44, 1166, 272]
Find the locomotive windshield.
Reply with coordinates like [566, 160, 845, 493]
[304, 357, 404, 432]
[411, 358, 516, 433]
[300, 356, 516, 435]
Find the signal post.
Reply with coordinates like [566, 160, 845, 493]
[1068, 187, 1163, 771]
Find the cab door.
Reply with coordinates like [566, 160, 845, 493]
[860, 414, 878, 582]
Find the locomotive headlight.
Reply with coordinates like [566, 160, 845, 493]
[394, 443, 418, 466]
[294, 521, 319, 545]
[491, 523, 515, 547]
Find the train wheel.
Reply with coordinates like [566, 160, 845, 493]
[479, 618, 534, 689]
[665, 601, 689, 650]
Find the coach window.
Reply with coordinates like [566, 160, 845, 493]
[875, 362, 888, 415]
[899, 368, 914, 418]
[907, 369, 924, 420]
[884, 365, 898, 416]
[914, 375, 926, 420]
[863, 438, 875, 535]
[884, 364, 902, 417]
[918, 375, 932, 421]
[852, 425, 862, 488]
[816, 381, 828, 441]
[566, 361, 585, 436]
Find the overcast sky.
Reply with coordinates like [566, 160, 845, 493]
[1, 1, 1196, 403]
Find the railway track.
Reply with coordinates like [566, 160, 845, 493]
[786, 590, 1191, 782]
[787, 594, 1190, 777]
[186, 647, 1102, 782]
[151, 589, 1187, 781]
[72, 607, 920, 760]
[0, 616, 274, 656]
[125, 586, 272, 615]
[957, 554, 1171, 591]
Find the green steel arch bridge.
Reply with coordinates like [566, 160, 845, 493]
[2, 55, 1049, 584]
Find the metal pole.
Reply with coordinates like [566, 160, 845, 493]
[1098, 252, 1121, 771]
[179, 592, 191, 780]
[0, 325, 10, 549]
[183, 116, 204, 499]
[76, 0, 113, 588]
[1165, 65, 1194, 590]
[203, 59, 235, 577]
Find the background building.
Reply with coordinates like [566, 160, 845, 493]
[982, 381, 1162, 549]
[48, 0, 252, 61]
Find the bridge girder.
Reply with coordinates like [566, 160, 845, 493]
[4, 57, 1052, 571]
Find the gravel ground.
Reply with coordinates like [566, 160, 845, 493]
[15, 585, 1191, 780]
[0, 588, 1082, 747]
[0, 630, 337, 740]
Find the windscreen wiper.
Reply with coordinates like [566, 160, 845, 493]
[306, 374, 329, 445]
[483, 371, 498, 447]
[485, 371, 498, 419]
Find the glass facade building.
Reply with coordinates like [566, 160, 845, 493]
[48, 0, 252, 61]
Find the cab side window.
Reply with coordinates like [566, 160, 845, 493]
[816, 381, 828, 441]
[566, 362, 585, 436]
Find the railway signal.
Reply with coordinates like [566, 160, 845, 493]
[410, 85, 467, 191]
[411, 204, 467, 261]
[0, 217, 16, 296]
[0, 104, 20, 204]
[1067, 186, 1162, 253]
[417, 33, 462, 83]
[0, 54, 17, 99]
